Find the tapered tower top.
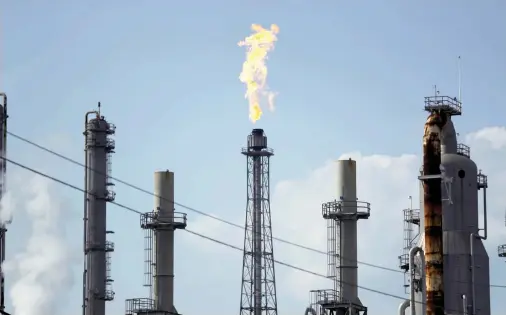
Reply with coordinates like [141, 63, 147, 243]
[242, 128, 273, 156]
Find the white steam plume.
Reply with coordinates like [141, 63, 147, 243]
[3, 175, 73, 315]
[0, 190, 14, 225]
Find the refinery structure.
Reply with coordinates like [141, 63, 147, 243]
[240, 129, 278, 315]
[305, 159, 371, 315]
[396, 91, 492, 315]
[0, 88, 504, 314]
[0, 93, 9, 315]
[83, 104, 117, 315]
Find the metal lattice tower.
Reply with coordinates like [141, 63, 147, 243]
[125, 171, 187, 315]
[0, 93, 10, 315]
[398, 196, 420, 293]
[239, 129, 278, 315]
[306, 159, 370, 315]
[83, 104, 116, 315]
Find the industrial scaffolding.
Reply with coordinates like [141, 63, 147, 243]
[398, 142, 471, 295]
[239, 129, 278, 315]
[398, 197, 420, 293]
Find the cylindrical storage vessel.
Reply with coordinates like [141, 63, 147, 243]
[441, 153, 490, 315]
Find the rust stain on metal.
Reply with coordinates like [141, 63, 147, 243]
[423, 112, 447, 315]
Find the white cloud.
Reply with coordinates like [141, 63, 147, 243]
[466, 126, 506, 150]
[3, 174, 77, 315]
[182, 126, 506, 315]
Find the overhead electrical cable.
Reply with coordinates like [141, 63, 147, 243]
[6, 131, 399, 272]
[1, 156, 500, 315]
[5, 132, 506, 290]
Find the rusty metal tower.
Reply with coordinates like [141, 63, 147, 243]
[239, 129, 278, 315]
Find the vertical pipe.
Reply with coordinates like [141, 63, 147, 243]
[422, 112, 446, 315]
[409, 247, 426, 315]
[471, 182, 488, 315]
[336, 159, 358, 304]
[304, 307, 317, 315]
[83, 111, 97, 315]
[481, 187, 487, 240]
[253, 157, 262, 315]
[399, 300, 410, 315]
[470, 234, 475, 315]
[83, 119, 87, 315]
[153, 171, 175, 313]
[0, 93, 6, 314]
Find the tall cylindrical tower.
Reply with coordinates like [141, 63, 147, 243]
[335, 160, 360, 304]
[239, 129, 278, 315]
[0, 93, 9, 315]
[153, 170, 176, 312]
[419, 93, 462, 315]
[124, 171, 187, 315]
[422, 112, 446, 315]
[83, 107, 116, 315]
[305, 159, 369, 315]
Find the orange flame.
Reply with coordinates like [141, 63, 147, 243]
[238, 24, 279, 123]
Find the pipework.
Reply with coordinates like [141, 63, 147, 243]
[0, 93, 8, 315]
[409, 247, 426, 315]
[82, 110, 99, 315]
[470, 171, 488, 315]
[421, 112, 447, 315]
[398, 300, 409, 315]
[462, 295, 468, 315]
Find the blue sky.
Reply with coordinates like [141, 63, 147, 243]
[2, 1, 506, 315]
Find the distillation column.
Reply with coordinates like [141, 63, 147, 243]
[415, 93, 491, 315]
[83, 107, 116, 315]
[239, 129, 278, 315]
[0, 93, 10, 315]
[124, 171, 187, 315]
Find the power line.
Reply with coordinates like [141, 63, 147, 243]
[0, 156, 447, 306]
[7, 131, 506, 290]
[2, 156, 407, 296]
[3, 156, 505, 315]
[0, 156, 498, 315]
[6, 131, 400, 273]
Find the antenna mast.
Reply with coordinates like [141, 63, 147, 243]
[458, 56, 462, 102]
